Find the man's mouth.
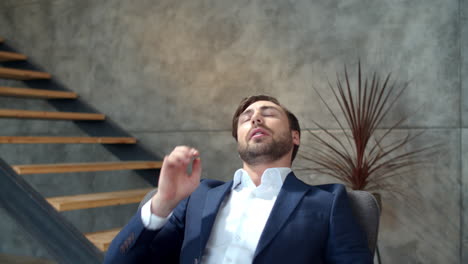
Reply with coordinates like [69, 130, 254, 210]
[249, 128, 270, 140]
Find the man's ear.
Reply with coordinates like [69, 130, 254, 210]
[292, 130, 300, 146]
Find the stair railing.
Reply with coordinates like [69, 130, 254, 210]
[0, 157, 104, 263]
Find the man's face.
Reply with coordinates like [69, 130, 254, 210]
[237, 100, 299, 165]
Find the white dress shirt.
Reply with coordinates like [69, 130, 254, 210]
[141, 167, 291, 264]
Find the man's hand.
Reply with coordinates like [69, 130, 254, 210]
[151, 146, 202, 217]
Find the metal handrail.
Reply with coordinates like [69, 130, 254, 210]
[0, 157, 103, 264]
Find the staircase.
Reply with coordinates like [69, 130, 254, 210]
[0, 38, 162, 255]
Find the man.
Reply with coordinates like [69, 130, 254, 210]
[105, 95, 372, 264]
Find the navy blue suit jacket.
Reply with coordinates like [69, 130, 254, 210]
[104, 173, 372, 263]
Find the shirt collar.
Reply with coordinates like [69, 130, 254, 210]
[232, 167, 292, 191]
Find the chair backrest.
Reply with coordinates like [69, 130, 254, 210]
[139, 188, 157, 211]
[346, 190, 381, 256]
[139, 189, 380, 256]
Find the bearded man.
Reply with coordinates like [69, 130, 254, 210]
[105, 95, 372, 264]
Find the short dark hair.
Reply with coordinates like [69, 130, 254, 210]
[232, 95, 301, 163]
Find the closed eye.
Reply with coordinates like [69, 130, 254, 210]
[240, 116, 251, 123]
[262, 108, 279, 117]
[238, 105, 282, 123]
[239, 112, 252, 123]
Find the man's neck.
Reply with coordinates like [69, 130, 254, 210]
[242, 157, 291, 186]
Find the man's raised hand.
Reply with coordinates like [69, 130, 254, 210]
[151, 146, 202, 217]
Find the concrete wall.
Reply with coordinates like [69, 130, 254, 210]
[0, 0, 465, 262]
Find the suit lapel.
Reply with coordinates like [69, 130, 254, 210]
[199, 181, 233, 253]
[254, 173, 309, 258]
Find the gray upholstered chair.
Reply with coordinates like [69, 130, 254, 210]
[346, 190, 381, 257]
[139, 189, 381, 256]
[139, 189, 157, 210]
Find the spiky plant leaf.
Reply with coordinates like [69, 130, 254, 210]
[300, 62, 433, 192]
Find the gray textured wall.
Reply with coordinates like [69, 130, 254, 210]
[0, 0, 465, 263]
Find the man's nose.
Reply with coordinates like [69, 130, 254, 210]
[251, 112, 263, 125]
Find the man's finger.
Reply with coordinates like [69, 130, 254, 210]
[190, 157, 202, 179]
[166, 152, 191, 166]
[171, 148, 198, 161]
[173, 145, 191, 151]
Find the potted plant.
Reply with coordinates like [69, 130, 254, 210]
[299, 62, 433, 204]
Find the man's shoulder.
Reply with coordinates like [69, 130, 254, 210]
[295, 178, 348, 199]
[309, 183, 347, 194]
[286, 174, 348, 201]
[288, 178, 350, 213]
[290, 173, 346, 193]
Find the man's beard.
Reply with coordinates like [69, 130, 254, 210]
[238, 127, 293, 165]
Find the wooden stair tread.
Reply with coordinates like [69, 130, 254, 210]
[0, 67, 51, 80]
[85, 228, 121, 251]
[0, 109, 105, 120]
[0, 136, 137, 144]
[0, 51, 27, 62]
[47, 188, 154, 211]
[0, 86, 78, 99]
[13, 161, 163, 174]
